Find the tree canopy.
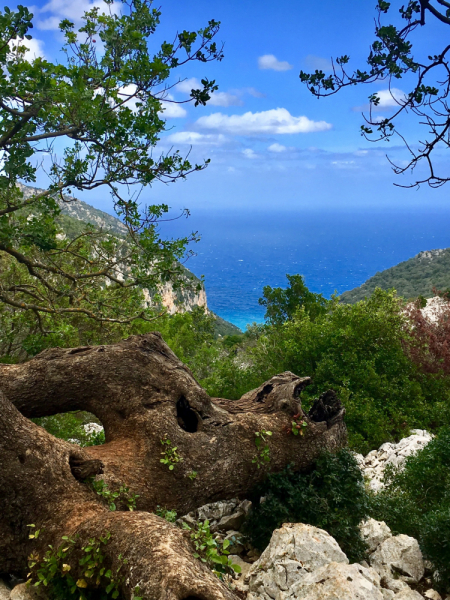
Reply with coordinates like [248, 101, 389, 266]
[300, 0, 450, 188]
[0, 0, 222, 330]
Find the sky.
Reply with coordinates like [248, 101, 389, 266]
[7, 0, 450, 215]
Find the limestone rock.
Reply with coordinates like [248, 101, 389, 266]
[360, 432, 433, 492]
[177, 498, 252, 533]
[0, 580, 10, 600]
[370, 534, 425, 584]
[424, 590, 442, 600]
[360, 518, 392, 553]
[392, 589, 424, 600]
[9, 584, 47, 600]
[247, 523, 348, 598]
[286, 562, 384, 600]
[382, 590, 395, 600]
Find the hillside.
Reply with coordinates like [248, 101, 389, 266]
[17, 184, 242, 335]
[340, 248, 450, 303]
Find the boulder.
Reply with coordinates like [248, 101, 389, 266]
[360, 432, 433, 492]
[370, 534, 425, 584]
[360, 519, 392, 553]
[424, 591, 442, 600]
[247, 523, 348, 599]
[0, 580, 10, 600]
[392, 590, 424, 600]
[9, 585, 47, 600]
[285, 562, 384, 600]
[177, 498, 252, 533]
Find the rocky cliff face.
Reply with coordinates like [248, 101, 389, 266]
[17, 184, 208, 314]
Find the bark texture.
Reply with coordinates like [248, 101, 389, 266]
[0, 390, 237, 600]
[0, 332, 347, 600]
[0, 333, 346, 514]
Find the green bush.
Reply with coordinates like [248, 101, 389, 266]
[244, 449, 369, 563]
[369, 428, 450, 592]
[203, 288, 450, 453]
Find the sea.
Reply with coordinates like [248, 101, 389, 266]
[161, 208, 450, 331]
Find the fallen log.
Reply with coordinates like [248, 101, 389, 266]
[0, 333, 347, 599]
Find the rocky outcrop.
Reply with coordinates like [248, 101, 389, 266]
[246, 523, 348, 599]
[360, 518, 393, 553]
[354, 430, 433, 491]
[370, 534, 425, 585]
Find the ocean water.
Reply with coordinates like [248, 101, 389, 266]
[163, 208, 450, 331]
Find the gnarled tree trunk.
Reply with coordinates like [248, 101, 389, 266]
[0, 333, 347, 599]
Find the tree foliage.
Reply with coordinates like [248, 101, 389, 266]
[245, 450, 370, 563]
[259, 274, 329, 325]
[300, 0, 450, 188]
[203, 286, 450, 453]
[0, 0, 223, 329]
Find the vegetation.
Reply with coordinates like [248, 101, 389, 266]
[340, 249, 450, 304]
[203, 283, 450, 453]
[369, 428, 450, 592]
[300, 0, 450, 188]
[245, 449, 369, 563]
[0, 0, 223, 330]
[28, 530, 137, 600]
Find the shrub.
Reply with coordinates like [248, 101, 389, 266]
[369, 428, 450, 592]
[244, 449, 369, 562]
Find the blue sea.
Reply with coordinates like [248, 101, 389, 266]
[162, 208, 450, 331]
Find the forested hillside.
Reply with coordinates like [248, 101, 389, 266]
[340, 249, 450, 303]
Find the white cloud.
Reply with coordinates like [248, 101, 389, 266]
[176, 78, 243, 107]
[208, 92, 243, 107]
[166, 132, 227, 145]
[36, 0, 119, 30]
[176, 77, 201, 94]
[242, 148, 257, 159]
[8, 37, 46, 60]
[354, 88, 407, 113]
[258, 54, 293, 72]
[268, 143, 287, 152]
[195, 108, 332, 135]
[304, 55, 332, 72]
[159, 100, 187, 118]
[373, 88, 407, 109]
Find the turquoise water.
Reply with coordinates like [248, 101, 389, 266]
[164, 208, 450, 331]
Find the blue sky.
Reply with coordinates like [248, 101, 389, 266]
[7, 0, 450, 214]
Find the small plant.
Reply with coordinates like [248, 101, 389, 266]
[187, 470, 198, 480]
[183, 520, 241, 579]
[27, 530, 129, 600]
[290, 413, 308, 436]
[27, 524, 42, 540]
[252, 429, 272, 468]
[160, 436, 183, 471]
[155, 506, 178, 523]
[89, 479, 139, 511]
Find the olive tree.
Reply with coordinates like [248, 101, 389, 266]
[0, 0, 222, 330]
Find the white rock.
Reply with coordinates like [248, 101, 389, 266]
[382, 591, 395, 600]
[360, 519, 392, 553]
[10, 584, 46, 600]
[286, 562, 384, 600]
[392, 589, 424, 600]
[370, 535, 425, 584]
[385, 580, 411, 594]
[83, 422, 103, 435]
[247, 523, 348, 597]
[424, 590, 442, 600]
[0, 580, 10, 600]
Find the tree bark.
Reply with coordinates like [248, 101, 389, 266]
[0, 333, 347, 599]
[0, 333, 346, 515]
[0, 390, 237, 600]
